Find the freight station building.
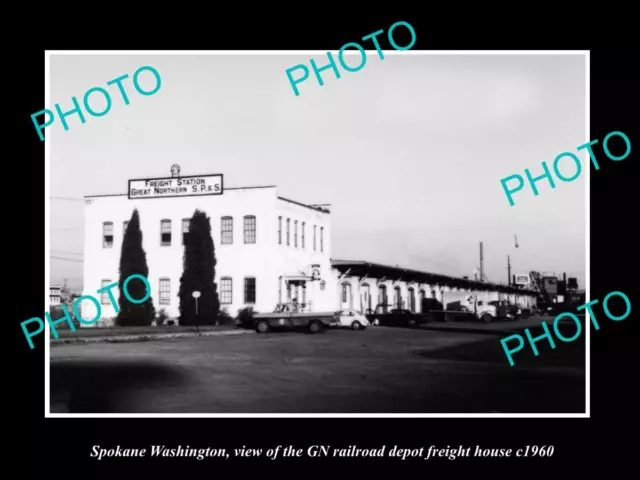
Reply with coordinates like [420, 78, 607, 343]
[80, 167, 537, 326]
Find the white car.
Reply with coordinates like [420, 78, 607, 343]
[332, 309, 370, 330]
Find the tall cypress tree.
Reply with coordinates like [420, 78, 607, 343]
[116, 209, 156, 326]
[179, 210, 219, 326]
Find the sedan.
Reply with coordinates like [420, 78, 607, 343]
[333, 309, 370, 330]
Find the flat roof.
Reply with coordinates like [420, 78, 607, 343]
[331, 259, 538, 295]
[84, 185, 331, 214]
[84, 185, 276, 198]
[277, 196, 330, 214]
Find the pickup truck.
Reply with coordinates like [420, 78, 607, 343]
[253, 303, 335, 334]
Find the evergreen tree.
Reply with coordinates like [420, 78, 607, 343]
[116, 209, 156, 326]
[179, 210, 219, 325]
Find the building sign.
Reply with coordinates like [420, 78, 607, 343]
[128, 173, 223, 200]
[514, 274, 529, 285]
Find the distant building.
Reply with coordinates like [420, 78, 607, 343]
[50, 285, 61, 306]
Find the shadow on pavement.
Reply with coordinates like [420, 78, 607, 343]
[50, 361, 189, 413]
[415, 325, 586, 369]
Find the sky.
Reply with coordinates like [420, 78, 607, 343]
[49, 52, 587, 291]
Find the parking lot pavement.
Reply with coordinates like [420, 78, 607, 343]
[49, 325, 585, 414]
[416, 315, 577, 334]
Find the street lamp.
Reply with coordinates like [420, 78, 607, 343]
[192, 290, 201, 335]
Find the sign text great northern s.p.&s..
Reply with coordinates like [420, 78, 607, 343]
[128, 174, 223, 200]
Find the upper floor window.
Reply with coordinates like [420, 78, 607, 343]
[313, 225, 317, 251]
[302, 222, 306, 249]
[320, 226, 324, 252]
[220, 277, 232, 304]
[278, 216, 282, 245]
[103, 222, 113, 248]
[286, 218, 290, 246]
[182, 218, 190, 245]
[101, 279, 112, 304]
[294, 220, 298, 248]
[221, 216, 233, 244]
[161, 219, 171, 246]
[159, 278, 171, 305]
[244, 215, 256, 244]
[244, 277, 256, 304]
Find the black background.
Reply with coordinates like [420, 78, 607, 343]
[12, 11, 636, 476]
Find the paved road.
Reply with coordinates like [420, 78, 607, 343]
[416, 315, 580, 334]
[50, 322, 585, 414]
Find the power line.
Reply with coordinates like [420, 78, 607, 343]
[51, 249, 83, 256]
[50, 256, 83, 263]
[51, 197, 83, 202]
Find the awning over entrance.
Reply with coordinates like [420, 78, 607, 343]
[283, 275, 313, 284]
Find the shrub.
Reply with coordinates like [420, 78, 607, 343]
[236, 307, 256, 329]
[115, 304, 154, 327]
[156, 308, 169, 326]
[48, 304, 80, 330]
[216, 308, 235, 326]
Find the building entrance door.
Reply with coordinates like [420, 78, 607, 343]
[361, 284, 371, 312]
[340, 283, 352, 310]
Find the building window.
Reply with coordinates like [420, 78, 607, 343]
[161, 219, 172, 246]
[182, 218, 190, 245]
[294, 220, 298, 248]
[244, 216, 256, 244]
[103, 222, 113, 248]
[278, 216, 282, 245]
[302, 222, 306, 249]
[159, 278, 170, 305]
[320, 226, 324, 252]
[220, 277, 232, 304]
[408, 287, 416, 312]
[394, 286, 402, 309]
[286, 219, 290, 246]
[123, 221, 129, 235]
[101, 279, 112, 305]
[221, 216, 233, 244]
[244, 277, 256, 304]
[313, 225, 317, 251]
[341, 284, 348, 302]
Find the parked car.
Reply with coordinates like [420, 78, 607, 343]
[253, 303, 334, 334]
[333, 309, 370, 330]
[365, 308, 428, 327]
[488, 301, 519, 321]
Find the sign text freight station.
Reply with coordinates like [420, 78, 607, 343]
[130, 178, 220, 197]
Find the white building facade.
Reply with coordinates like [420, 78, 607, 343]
[81, 171, 335, 326]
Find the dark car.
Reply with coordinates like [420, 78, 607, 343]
[489, 301, 519, 321]
[365, 308, 427, 327]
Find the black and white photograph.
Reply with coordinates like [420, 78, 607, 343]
[45, 51, 589, 416]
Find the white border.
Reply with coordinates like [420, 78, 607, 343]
[45, 50, 590, 418]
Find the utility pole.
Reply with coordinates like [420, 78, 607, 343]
[507, 255, 512, 286]
[479, 242, 484, 283]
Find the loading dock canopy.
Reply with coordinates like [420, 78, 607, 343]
[331, 259, 537, 295]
